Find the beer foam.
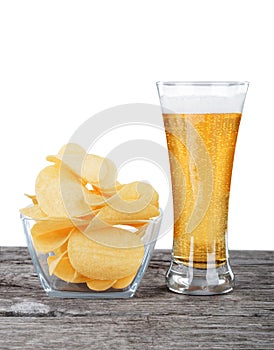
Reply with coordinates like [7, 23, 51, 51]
[160, 94, 246, 114]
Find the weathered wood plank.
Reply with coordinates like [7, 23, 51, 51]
[0, 248, 273, 349]
[0, 315, 273, 350]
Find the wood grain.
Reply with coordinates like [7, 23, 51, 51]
[0, 247, 273, 349]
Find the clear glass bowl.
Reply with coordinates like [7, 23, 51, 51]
[20, 211, 162, 299]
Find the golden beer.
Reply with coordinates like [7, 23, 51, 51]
[163, 113, 241, 268]
[157, 81, 248, 294]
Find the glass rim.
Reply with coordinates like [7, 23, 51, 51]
[20, 208, 163, 224]
[156, 81, 249, 87]
[20, 208, 163, 249]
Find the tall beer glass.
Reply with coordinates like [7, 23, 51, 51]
[157, 81, 249, 295]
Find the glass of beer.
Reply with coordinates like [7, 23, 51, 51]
[157, 81, 249, 295]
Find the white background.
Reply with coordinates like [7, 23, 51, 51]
[0, 0, 273, 250]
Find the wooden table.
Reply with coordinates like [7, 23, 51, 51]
[0, 248, 273, 349]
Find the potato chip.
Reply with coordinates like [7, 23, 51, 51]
[76, 209, 100, 221]
[83, 226, 143, 248]
[83, 191, 108, 207]
[68, 228, 144, 280]
[84, 215, 111, 232]
[47, 251, 67, 275]
[117, 182, 158, 207]
[47, 154, 85, 183]
[47, 143, 117, 190]
[104, 182, 158, 214]
[32, 228, 72, 253]
[82, 154, 112, 187]
[71, 271, 90, 283]
[46, 143, 86, 170]
[31, 218, 75, 236]
[135, 223, 149, 238]
[96, 204, 159, 224]
[57, 143, 86, 158]
[35, 164, 91, 217]
[24, 193, 38, 205]
[112, 273, 136, 289]
[53, 241, 68, 256]
[85, 181, 159, 212]
[92, 182, 122, 196]
[20, 205, 47, 219]
[85, 212, 149, 232]
[51, 154, 113, 189]
[86, 279, 116, 291]
[47, 253, 88, 283]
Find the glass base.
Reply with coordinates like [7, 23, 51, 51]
[166, 259, 234, 295]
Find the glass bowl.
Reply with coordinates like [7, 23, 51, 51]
[20, 211, 162, 299]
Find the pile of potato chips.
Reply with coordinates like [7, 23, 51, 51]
[20, 144, 160, 291]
